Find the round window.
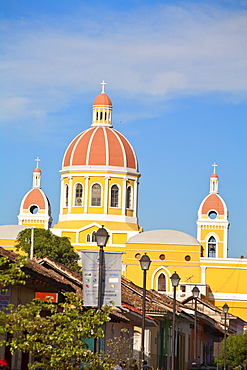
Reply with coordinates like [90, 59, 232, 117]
[208, 211, 217, 219]
[135, 253, 141, 260]
[30, 205, 39, 214]
[159, 254, 165, 260]
[185, 255, 191, 261]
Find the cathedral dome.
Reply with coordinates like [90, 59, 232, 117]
[62, 83, 138, 172]
[93, 92, 112, 106]
[22, 188, 50, 212]
[201, 193, 225, 216]
[62, 127, 138, 171]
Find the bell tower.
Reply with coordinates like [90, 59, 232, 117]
[197, 164, 229, 258]
[18, 158, 52, 229]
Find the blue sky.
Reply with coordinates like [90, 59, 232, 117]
[1, 0, 247, 258]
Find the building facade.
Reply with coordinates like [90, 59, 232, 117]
[1, 83, 247, 324]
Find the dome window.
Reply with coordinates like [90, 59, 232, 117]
[208, 236, 216, 257]
[158, 273, 166, 292]
[30, 205, 39, 214]
[208, 210, 217, 219]
[65, 184, 69, 207]
[110, 185, 119, 207]
[75, 183, 83, 206]
[91, 183, 101, 206]
[92, 231, 96, 242]
[126, 186, 132, 209]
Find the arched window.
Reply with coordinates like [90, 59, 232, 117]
[111, 185, 119, 207]
[208, 236, 216, 257]
[126, 186, 132, 209]
[86, 234, 90, 242]
[158, 273, 166, 292]
[92, 231, 96, 242]
[65, 184, 69, 207]
[91, 183, 101, 206]
[75, 183, 83, 206]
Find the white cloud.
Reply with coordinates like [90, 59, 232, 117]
[1, 2, 247, 124]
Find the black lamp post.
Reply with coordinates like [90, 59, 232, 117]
[95, 226, 109, 354]
[192, 286, 200, 361]
[170, 272, 180, 370]
[139, 253, 151, 364]
[222, 303, 229, 370]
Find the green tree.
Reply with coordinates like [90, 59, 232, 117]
[16, 228, 80, 272]
[0, 293, 111, 370]
[215, 332, 247, 368]
[0, 255, 27, 291]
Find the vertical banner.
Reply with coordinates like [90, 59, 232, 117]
[0, 286, 12, 311]
[81, 251, 122, 307]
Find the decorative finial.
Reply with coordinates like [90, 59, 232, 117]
[35, 157, 41, 168]
[212, 162, 218, 174]
[101, 80, 106, 93]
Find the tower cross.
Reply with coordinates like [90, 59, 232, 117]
[212, 162, 218, 174]
[35, 157, 41, 168]
[101, 80, 106, 93]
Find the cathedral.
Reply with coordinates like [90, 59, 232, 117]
[1, 82, 247, 324]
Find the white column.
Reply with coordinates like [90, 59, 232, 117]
[68, 176, 73, 214]
[122, 178, 128, 216]
[84, 176, 90, 213]
[104, 176, 110, 214]
[201, 266, 207, 284]
[59, 177, 64, 214]
[133, 179, 138, 218]
[223, 225, 228, 258]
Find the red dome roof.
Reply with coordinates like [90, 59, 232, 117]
[62, 127, 138, 171]
[210, 173, 218, 178]
[93, 92, 112, 106]
[33, 168, 41, 173]
[201, 194, 225, 215]
[23, 189, 46, 210]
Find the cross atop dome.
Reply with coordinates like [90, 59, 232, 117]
[212, 162, 218, 174]
[101, 80, 106, 93]
[35, 157, 41, 168]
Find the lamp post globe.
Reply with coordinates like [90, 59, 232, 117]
[95, 225, 109, 247]
[192, 286, 200, 299]
[171, 272, 181, 287]
[140, 253, 151, 271]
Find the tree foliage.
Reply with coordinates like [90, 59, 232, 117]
[0, 293, 111, 370]
[16, 228, 80, 272]
[215, 332, 247, 368]
[0, 255, 27, 291]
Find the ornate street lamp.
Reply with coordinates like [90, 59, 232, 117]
[139, 253, 151, 364]
[170, 272, 180, 370]
[222, 303, 229, 370]
[95, 226, 109, 353]
[192, 286, 200, 361]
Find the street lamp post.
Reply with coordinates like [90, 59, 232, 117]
[95, 226, 109, 354]
[192, 286, 200, 361]
[139, 253, 151, 364]
[170, 272, 180, 370]
[222, 303, 229, 370]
